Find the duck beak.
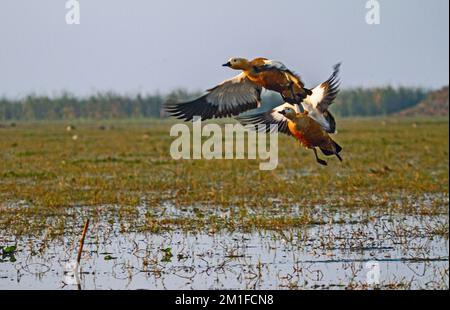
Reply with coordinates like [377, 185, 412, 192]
[278, 110, 286, 115]
[222, 62, 232, 67]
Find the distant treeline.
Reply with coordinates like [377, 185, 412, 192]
[332, 87, 427, 117]
[0, 87, 427, 121]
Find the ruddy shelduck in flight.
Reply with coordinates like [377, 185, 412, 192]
[237, 63, 342, 165]
[277, 106, 342, 166]
[237, 63, 341, 134]
[165, 57, 313, 121]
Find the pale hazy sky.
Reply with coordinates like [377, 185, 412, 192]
[0, 0, 448, 98]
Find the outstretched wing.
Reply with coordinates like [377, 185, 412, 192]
[165, 73, 262, 121]
[236, 102, 294, 136]
[303, 63, 341, 113]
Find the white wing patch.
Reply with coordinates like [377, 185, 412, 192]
[263, 59, 288, 71]
[236, 102, 295, 136]
[303, 84, 326, 109]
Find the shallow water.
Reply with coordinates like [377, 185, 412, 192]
[0, 205, 448, 290]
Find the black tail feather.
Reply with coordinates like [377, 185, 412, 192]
[332, 140, 342, 154]
[319, 147, 334, 156]
[320, 140, 342, 159]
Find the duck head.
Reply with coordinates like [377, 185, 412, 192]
[278, 107, 297, 120]
[222, 57, 250, 70]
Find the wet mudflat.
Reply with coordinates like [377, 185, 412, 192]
[1, 199, 448, 289]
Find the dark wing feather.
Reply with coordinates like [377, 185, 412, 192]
[236, 103, 294, 136]
[313, 63, 341, 112]
[165, 74, 261, 121]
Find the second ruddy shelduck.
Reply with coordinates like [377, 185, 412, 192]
[278, 107, 343, 166]
[237, 63, 341, 134]
[165, 57, 312, 121]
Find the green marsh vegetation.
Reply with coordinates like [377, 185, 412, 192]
[0, 117, 448, 238]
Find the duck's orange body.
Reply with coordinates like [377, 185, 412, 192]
[225, 57, 311, 103]
[245, 58, 290, 90]
[288, 121, 312, 148]
[282, 110, 342, 165]
[246, 71, 288, 92]
[287, 112, 337, 152]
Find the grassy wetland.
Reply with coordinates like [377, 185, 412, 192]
[0, 117, 448, 289]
